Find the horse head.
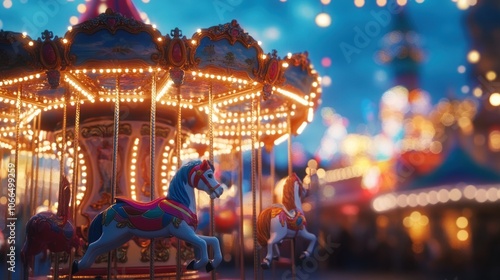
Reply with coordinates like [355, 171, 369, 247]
[282, 173, 308, 211]
[188, 160, 223, 199]
[292, 173, 308, 201]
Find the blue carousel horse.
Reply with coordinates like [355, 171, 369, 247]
[256, 173, 317, 269]
[72, 159, 224, 274]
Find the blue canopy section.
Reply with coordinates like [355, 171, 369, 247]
[69, 29, 159, 67]
[402, 143, 500, 190]
[194, 37, 259, 78]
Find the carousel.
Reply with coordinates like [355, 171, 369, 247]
[0, 2, 321, 280]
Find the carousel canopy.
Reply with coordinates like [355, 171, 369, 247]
[0, 8, 321, 153]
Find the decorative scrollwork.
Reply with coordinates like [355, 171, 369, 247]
[94, 242, 129, 264]
[140, 124, 171, 138]
[81, 123, 132, 138]
[135, 237, 171, 263]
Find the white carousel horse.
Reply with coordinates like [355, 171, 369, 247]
[72, 159, 224, 274]
[256, 173, 317, 269]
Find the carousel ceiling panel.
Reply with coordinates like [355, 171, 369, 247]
[73, 71, 160, 94]
[168, 73, 257, 104]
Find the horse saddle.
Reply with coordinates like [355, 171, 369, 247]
[33, 212, 75, 240]
[270, 204, 306, 231]
[105, 197, 198, 231]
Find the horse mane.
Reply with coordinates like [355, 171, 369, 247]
[166, 160, 202, 206]
[282, 175, 297, 211]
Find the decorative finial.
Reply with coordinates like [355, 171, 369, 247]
[170, 27, 182, 38]
[41, 30, 53, 41]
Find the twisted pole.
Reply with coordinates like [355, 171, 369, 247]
[287, 107, 295, 280]
[69, 89, 81, 277]
[251, 99, 258, 280]
[107, 74, 121, 280]
[149, 71, 158, 280]
[208, 83, 216, 280]
[238, 123, 245, 280]
[54, 84, 69, 280]
[175, 78, 183, 280]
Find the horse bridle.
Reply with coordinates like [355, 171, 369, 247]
[188, 160, 221, 194]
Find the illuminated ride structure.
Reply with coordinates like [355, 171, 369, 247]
[0, 7, 321, 279]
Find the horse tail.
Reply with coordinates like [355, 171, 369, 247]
[257, 208, 273, 247]
[88, 212, 104, 244]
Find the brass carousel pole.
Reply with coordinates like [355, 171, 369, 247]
[208, 82, 216, 280]
[287, 107, 295, 280]
[54, 85, 69, 280]
[257, 96, 263, 280]
[31, 114, 41, 216]
[149, 70, 157, 280]
[251, 99, 258, 280]
[238, 123, 245, 280]
[175, 75, 183, 280]
[69, 90, 81, 277]
[48, 156, 54, 210]
[39, 154, 47, 212]
[12, 85, 21, 280]
[270, 147, 276, 280]
[107, 74, 121, 280]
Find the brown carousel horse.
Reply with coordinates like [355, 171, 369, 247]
[256, 173, 317, 269]
[21, 177, 81, 270]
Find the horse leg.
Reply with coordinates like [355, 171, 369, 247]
[272, 243, 280, 260]
[297, 228, 317, 260]
[262, 219, 287, 269]
[191, 241, 201, 260]
[198, 235, 222, 271]
[74, 228, 133, 273]
[172, 222, 209, 271]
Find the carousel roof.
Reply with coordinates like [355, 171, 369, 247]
[372, 140, 500, 213]
[0, 8, 321, 153]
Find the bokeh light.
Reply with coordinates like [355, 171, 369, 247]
[486, 70, 497, 81]
[321, 57, 332, 68]
[3, 0, 12, 9]
[354, 0, 365, 8]
[467, 49, 480, 63]
[456, 216, 468, 228]
[315, 12, 331, 27]
[322, 75, 332, 87]
[489, 92, 500, 106]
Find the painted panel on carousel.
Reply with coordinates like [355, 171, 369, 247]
[194, 37, 259, 79]
[69, 29, 159, 67]
[282, 54, 316, 96]
[80, 123, 132, 213]
[134, 124, 169, 199]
